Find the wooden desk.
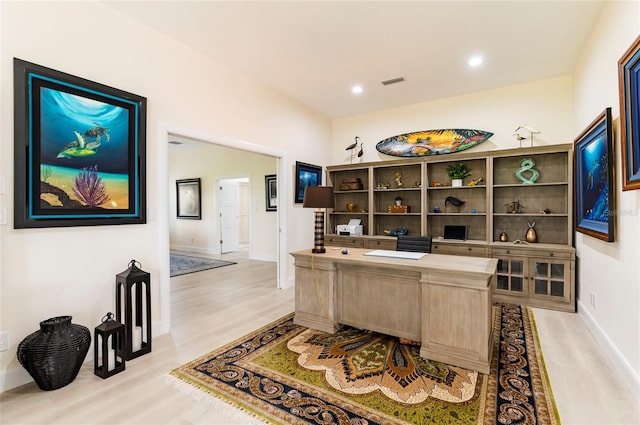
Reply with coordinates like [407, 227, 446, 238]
[290, 248, 498, 374]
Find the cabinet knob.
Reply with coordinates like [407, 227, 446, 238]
[468, 247, 472, 251]
[506, 250, 510, 254]
[549, 253, 554, 257]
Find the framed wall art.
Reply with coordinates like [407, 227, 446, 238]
[265, 174, 277, 211]
[574, 107, 615, 242]
[176, 178, 201, 219]
[618, 35, 640, 191]
[13, 58, 147, 228]
[295, 161, 322, 204]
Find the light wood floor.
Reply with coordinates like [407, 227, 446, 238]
[1, 251, 639, 424]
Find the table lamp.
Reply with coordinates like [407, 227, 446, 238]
[303, 186, 334, 253]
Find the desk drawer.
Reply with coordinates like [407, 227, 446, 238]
[433, 243, 487, 256]
[325, 236, 364, 248]
[364, 239, 397, 250]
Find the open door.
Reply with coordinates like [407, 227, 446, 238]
[219, 180, 240, 253]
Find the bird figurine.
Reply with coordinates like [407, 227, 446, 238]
[513, 133, 527, 148]
[514, 125, 541, 147]
[345, 136, 359, 151]
[346, 136, 363, 163]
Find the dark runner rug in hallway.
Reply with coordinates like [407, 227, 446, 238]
[170, 254, 236, 277]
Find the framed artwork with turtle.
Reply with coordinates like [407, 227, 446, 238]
[13, 58, 147, 228]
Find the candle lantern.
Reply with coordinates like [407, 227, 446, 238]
[94, 312, 125, 379]
[116, 260, 151, 360]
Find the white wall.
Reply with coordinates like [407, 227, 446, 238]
[0, 1, 331, 391]
[332, 76, 574, 165]
[168, 143, 277, 261]
[572, 1, 640, 400]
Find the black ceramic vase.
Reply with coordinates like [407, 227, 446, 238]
[17, 316, 91, 391]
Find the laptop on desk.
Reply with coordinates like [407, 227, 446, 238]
[443, 225, 467, 241]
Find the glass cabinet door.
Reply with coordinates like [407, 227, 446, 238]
[531, 259, 570, 303]
[495, 257, 527, 296]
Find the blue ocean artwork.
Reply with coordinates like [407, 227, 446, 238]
[37, 87, 130, 209]
[579, 134, 608, 223]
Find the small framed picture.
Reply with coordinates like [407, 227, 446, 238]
[574, 108, 614, 242]
[176, 178, 201, 219]
[265, 174, 277, 211]
[294, 161, 322, 204]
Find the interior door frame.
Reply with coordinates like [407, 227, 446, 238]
[158, 123, 288, 335]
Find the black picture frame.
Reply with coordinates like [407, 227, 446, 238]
[265, 174, 277, 211]
[13, 58, 147, 228]
[618, 35, 640, 191]
[176, 178, 201, 219]
[295, 161, 322, 204]
[574, 107, 615, 242]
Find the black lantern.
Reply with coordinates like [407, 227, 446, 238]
[94, 312, 125, 379]
[115, 260, 151, 360]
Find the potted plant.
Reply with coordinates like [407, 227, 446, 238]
[446, 163, 471, 187]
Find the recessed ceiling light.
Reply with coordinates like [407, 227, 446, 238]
[352, 85, 363, 94]
[468, 56, 483, 67]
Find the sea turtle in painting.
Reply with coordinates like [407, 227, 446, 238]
[56, 130, 100, 159]
[84, 124, 110, 143]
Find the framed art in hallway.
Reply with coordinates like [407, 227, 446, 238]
[13, 58, 147, 228]
[265, 174, 277, 211]
[574, 107, 614, 242]
[618, 35, 640, 191]
[176, 178, 201, 219]
[294, 161, 322, 204]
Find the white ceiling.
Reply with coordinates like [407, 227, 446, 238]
[108, 1, 605, 119]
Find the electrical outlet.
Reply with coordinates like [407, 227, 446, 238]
[0, 332, 8, 351]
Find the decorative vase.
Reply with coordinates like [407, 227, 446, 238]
[452, 179, 463, 187]
[525, 222, 538, 243]
[17, 316, 91, 391]
[500, 231, 508, 242]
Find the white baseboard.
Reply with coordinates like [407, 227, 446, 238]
[170, 244, 215, 255]
[578, 299, 640, 402]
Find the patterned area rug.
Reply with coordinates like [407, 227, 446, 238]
[170, 304, 559, 424]
[170, 254, 236, 277]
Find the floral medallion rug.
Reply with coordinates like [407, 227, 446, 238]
[170, 304, 560, 424]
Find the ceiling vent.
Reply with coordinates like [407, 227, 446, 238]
[381, 77, 405, 86]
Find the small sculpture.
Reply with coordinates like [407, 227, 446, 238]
[395, 172, 403, 187]
[445, 196, 465, 207]
[499, 231, 508, 242]
[468, 177, 484, 186]
[383, 227, 408, 236]
[433, 206, 441, 213]
[346, 136, 363, 164]
[515, 158, 540, 184]
[526, 222, 538, 243]
[514, 125, 541, 147]
[513, 133, 527, 148]
[506, 199, 525, 214]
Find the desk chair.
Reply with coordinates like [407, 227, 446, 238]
[396, 235, 432, 253]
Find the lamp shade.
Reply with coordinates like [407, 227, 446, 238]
[303, 186, 335, 209]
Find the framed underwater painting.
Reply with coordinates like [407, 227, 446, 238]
[618, 35, 640, 191]
[294, 161, 322, 204]
[13, 58, 147, 228]
[574, 107, 615, 242]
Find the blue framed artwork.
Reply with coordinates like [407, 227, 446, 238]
[294, 161, 322, 204]
[574, 107, 614, 242]
[13, 58, 146, 228]
[618, 35, 640, 191]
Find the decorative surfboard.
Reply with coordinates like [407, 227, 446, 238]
[375, 129, 493, 157]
